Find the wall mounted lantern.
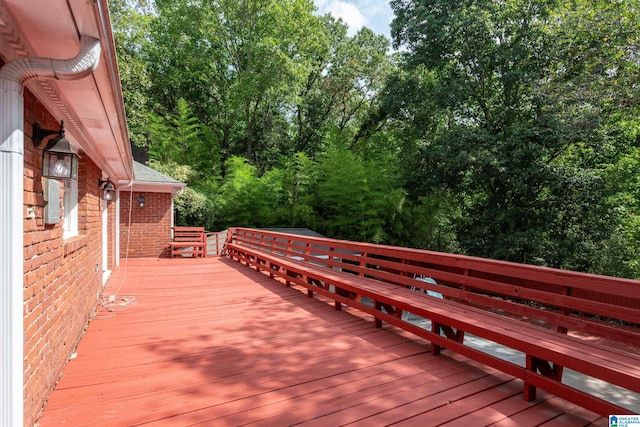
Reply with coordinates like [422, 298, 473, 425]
[98, 178, 115, 201]
[33, 120, 78, 180]
[138, 195, 146, 207]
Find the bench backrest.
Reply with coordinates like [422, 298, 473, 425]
[172, 226, 205, 242]
[227, 227, 640, 345]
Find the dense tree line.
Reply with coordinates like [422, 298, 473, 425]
[110, 0, 640, 278]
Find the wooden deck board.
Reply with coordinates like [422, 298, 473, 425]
[37, 257, 607, 426]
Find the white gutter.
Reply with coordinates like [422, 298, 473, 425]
[0, 35, 100, 427]
[93, 0, 134, 268]
[94, 0, 134, 183]
[130, 182, 187, 194]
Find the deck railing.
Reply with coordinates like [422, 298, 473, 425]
[224, 227, 640, 344]
[223, 227, 640, 416]
[206, 229, 228, 256]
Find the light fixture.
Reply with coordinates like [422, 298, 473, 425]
[138, 195, 146, 207]
[98, 178, 115, 201]
[33, 120, 78, 180]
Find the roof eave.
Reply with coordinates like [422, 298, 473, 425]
[122, 181, 187, 195]
[1, 0, 133, 182]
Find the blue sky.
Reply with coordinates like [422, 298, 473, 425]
[313, 0, 394, 39]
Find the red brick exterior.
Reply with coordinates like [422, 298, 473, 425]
[22, 89, 106, 425]
[119, 191, 173, 258]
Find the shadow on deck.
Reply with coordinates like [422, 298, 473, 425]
[37, 257, 607, 426]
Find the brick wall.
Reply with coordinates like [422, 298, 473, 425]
[23, 88, 105, 425]
[119, 191, 173, 258]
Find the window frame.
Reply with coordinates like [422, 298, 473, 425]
[62, 178, 78, 239]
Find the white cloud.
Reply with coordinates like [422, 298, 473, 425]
[316, 0, 367, 35]
[314, 0, 395, 39]
[356, 0, 385, 15]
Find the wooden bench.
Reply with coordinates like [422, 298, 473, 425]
[223, 227, 640, 416]
[170, 226, 206, 257]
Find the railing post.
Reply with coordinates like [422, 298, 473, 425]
[220, 227, 235, 256]
[557, 286, 571, 334]
[328, 247, 335, 269]
[374, 300, 383, 328]
[359, 253, 367, 277]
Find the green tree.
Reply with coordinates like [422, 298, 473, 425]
[108, 0, 154, 147]
[260, 153, 317, 227]
[544, 0, 640, 122]
[391, 0, 559, 261]
[293, 20, 393, 156]
[147, 0, 237, 157]
[389, 193, 460, 253]
[149, 160, 216, 227]
[314, 146, 405, 243]
[147, 98, 220, 180]
[215, 156, 268, 227]
[110, 0, 640, 277]
[390, 0, 640, 276]
[149, 0, 325, 163]
[542, 0, 640, 276]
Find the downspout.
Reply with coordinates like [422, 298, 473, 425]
[171, 186, 186, 230]
[115, 178, 135, 267]
[0, 35, 101, 427]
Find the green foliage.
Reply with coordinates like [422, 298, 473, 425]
[314, 147, 405, 243]
[108, 0, 154, 147]
[387, 193, 461, 253]
[260, 153, 317, 227]
[212, 153, 318, 229]
[294, 21, 394, 156]
[391, 0, 554, 129]
[147, 98, 220, 181]
[110, 0, 640, 278]
[214, 157, 267, 228]
[148, 160, 216, 227]
[605, 144, 640, 276]
[389, 0, 640, 277]
[173, 187, 214, 227]
[147, 0, 329, 162]
[148, 160, 194, 183]
[545, 0, 640, 118]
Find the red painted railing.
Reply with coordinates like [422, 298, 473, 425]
[224, 227, 640, 345]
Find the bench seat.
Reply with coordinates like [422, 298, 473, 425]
[170, 226, 206, 257]
[226, 239, 640, 417]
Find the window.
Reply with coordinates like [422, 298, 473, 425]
[62, 178, 78, 238]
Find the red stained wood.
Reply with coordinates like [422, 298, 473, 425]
[225, 228, 640, 416]
[170, 226, 206, 257]
[38, 257, 607, 426]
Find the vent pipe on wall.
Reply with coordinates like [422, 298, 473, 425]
[0, 35, 101, 427]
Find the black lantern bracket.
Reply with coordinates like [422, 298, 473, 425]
[32, 121, 64, 147]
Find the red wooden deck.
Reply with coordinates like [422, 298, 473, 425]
[37, 257, 607, 426]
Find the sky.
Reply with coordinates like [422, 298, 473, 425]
[313, 0, 395, 39]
